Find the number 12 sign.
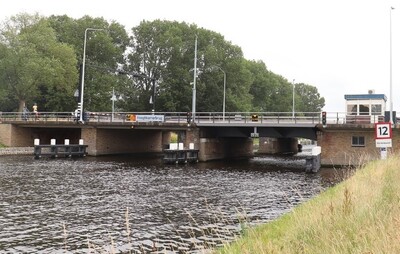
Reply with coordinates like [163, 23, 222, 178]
[375, 122, 392, 139]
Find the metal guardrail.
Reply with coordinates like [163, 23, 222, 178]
[0, 111, 392, 125]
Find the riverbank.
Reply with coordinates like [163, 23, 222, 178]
[0, 147, 33, 155]
[216, 157, 400, 253]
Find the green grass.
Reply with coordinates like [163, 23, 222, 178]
[0, 143, 6, 148]
[215, 157, 400, 254]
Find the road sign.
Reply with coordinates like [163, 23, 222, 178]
[375, 122, 392, 139]
[376, 139, 392, 148]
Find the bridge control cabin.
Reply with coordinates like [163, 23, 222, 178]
[344, 91, 387, 124]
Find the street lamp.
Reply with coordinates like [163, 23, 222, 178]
[79, 28, 104, 124]
[210, 66, 226, 120]
[111, 87, 117, 122]
[390, 7, 395, 125]
[292, 79, 295, 119]
[192, 35, 198, 123]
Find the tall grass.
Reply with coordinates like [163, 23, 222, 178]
[215, 157, 400, 254]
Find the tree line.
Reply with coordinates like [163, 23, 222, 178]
[0, 13, 325, 113]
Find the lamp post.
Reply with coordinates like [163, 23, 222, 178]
[79, 28, 103, 124]
[390, 7, 395, 125]
[292, 79, 295, 119]
[151, 79, 156, 114]
[111, 87, 117, 122]
[192, 35, 198, 123]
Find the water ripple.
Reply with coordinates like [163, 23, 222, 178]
[0, 155, 343, 253]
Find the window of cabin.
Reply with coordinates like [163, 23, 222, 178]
[352, 136, 365, 147]
[371, 104, 382, 115]
[359, 104, 369, 115]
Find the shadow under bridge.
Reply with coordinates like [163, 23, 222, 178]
[198, 124, 319, 140]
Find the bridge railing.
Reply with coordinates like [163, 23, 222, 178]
[0, 111, 391, 125]
[0, 111, 77, 123]
[323, 112, 387, 124]
[193, 112, 323, 124]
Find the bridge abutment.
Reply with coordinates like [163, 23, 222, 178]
[317, 126, 384, 166]
[0, 124, 33, 146]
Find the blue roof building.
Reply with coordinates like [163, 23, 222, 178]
[344, 91, 387, 117]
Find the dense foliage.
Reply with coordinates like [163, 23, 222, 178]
[0, 13, 325, 113]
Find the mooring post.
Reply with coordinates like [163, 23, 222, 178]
[65, 139, 71, 157]
[34, 139, 41, 159]
[50, 139, 57, 158]
[305, 146, 321, 173]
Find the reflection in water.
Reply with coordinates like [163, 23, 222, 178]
[0, 155, 345, 253]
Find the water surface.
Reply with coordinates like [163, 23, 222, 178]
[0, 155, 344, 253]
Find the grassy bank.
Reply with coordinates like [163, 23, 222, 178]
[216, 157, 400, 254]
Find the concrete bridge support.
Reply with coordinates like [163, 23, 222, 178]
[258, 137, 299, 154]
[81, 128, 163, 156]
[0, 124, 33, 147]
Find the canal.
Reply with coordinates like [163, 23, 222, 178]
[0, 155, 345, 253]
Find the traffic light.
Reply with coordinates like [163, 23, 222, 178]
[322, 111, 327, 125]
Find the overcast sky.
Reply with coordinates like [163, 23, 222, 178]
[1, 0, 399, 112]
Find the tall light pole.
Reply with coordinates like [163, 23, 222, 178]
[292, 79, 295, 119]
[111, 87, 116, 122]
[390, 7, 395, 125]
[79, 28, 103, 124]
[191, 35, 198, 123]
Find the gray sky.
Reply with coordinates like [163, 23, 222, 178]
[1, 0, 399, 112]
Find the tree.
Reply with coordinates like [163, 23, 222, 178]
[247, 60, 291, 112]
[0, 13, 78, 112]
[128, 20, 253, 112]
[47, 15, 130, 112]
[294, 83, 325, 112]
[247, 60, 325, 113]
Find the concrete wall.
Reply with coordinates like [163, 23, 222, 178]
[199, 137, 253, 161]
[0, 124, 12, 146]
[258, 137, 299, 154]
[81, 128, 163, 156]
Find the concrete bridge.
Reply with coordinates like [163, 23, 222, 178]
[0, 111, 397, 166]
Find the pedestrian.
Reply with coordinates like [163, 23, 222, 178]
[33, 103, 38, 119]
[22, 104, 29, 120]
